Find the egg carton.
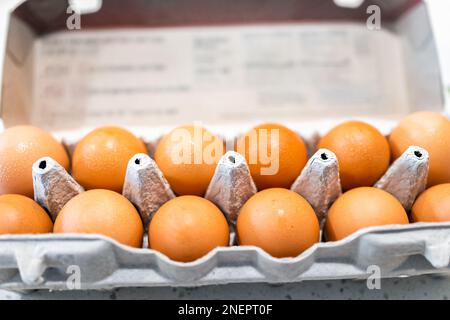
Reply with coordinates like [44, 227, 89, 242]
[1, 0, 449, 290]
[35, 133, 429, 229]
[1, 131, 447, 290]
[1, 222, 450, 291]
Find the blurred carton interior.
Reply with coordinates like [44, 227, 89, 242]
[0, 0, 447, 139]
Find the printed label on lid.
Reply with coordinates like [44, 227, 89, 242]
[31, 23, 408, 130]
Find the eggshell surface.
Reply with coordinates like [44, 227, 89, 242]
[154, 125, 225, 196]
[389, 112, 450, 187]
[54, 189, 144, 248]
[325, 187, 409, 241]
[0, 125, 70, 197]
[412, 184, 450, 222]
[236, 123, 308, 190]
[72, 126, 147, 192]
[318, 121, 390, 191]
[0, 194, 53, 234]
[236, 188, 320, 258]
[149, 196, 229, 262]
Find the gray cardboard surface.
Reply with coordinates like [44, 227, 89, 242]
[0, 222, 449, 290]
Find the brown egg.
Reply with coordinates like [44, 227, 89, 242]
[411, 184, 450, 222]
[72, 126, 147, 193]
[0, 194, 53, 234]
[389, 112, 450, 187]
[236, 188, 319, 258]
[149, 196, 229, 262]
[54, 189, 144, 248]
[325, 187, 408, 241]
[236, 123, 308, 190]
[0, 125, 70, 197]
[154, 125, 225, 196]
[318, 121, 390, 191]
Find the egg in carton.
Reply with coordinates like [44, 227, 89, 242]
[32, 127, 429, 248]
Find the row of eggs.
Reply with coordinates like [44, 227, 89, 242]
[0, 111, 449, 262]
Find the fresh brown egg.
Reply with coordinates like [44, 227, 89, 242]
[72, 126, 147, 193]
[54, 189, 144, 248]
[236, 123, 308, 190]
[149, 196, 229, 262]
[236, 188, 320, 258]
[411, 184, 450, 222]
[325, 187, 409, 241]
[0, 125, 70, 197]
[0, 194, 53, 234]
[389, 112, 450, 187]
[317, 121, 390, 191]
[154, 125, 225, 196]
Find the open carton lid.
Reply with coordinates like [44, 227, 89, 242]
[0, 1, 449, 290]
[0, 0, 445, 137]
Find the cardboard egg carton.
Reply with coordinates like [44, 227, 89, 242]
[1, 223, 450, 290]
[2, 140, 449, 291]
[32, 130, 428, 222]
[1, 0, 450, 290]
[3, 143, 450, 283]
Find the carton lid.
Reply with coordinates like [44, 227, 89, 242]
[1, 0, 444, 132]
[11, 0, 422, 33]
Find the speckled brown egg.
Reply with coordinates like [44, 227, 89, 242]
[0, 126, 69, 197]
[149, 196, 229, 262]
[318, 121, 390, 191]
[389, 112, 450, 187]
[411, 184, 450, 222]
[54, 189, 144, 248]
[236, 123, 308, 190]
[72, 126, 147, 193]
[236, 188, 320, 258]
[325, 187, 409, 241]
[0, 194, 53, 234]
[154, 125, 225, 196]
